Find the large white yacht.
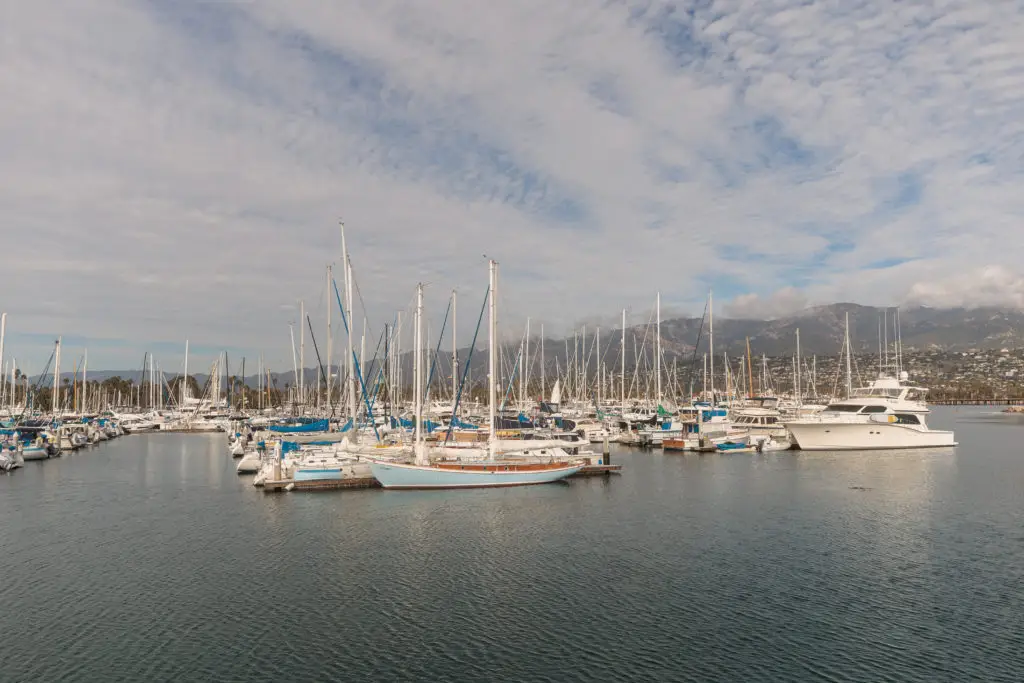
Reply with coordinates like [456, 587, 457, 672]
[784, 373, 956, 451]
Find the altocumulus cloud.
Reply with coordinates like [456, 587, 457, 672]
[1, 0, 1024, 368]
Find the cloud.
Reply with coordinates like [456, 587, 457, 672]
[724, 288, 809, 320]
[2, 1, 1024, 369]
[905, 266, 1024, 310]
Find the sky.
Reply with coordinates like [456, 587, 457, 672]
[2, 0, 1024, 371]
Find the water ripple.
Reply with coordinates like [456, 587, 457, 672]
[1, 413, 1023, 681]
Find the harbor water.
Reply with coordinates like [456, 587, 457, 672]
[2, 407, 1022, 681]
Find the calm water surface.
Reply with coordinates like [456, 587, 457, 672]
[2, 407, 1023, 682]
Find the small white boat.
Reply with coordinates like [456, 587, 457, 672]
[236, 450, 263, 474]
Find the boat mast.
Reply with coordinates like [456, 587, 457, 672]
[525, 317, 531, 409]
[488, 260, 497, 460]
[883, 308, 889, 373]
[414, 283, 424, 464]
[83, 349, 88, 413]
[709, 290, 715, 402]
[896, 307, 903, 377]
[299, 300, 305, 408]
[844, 312, 853, 397]
[326, 265, 333, 412]
[289, 324, 298, 409]
[182, 339, 189, 408]
[581, 325, 586, 404]
[359, 318, 366, 419]
[620, 309, 626, 414]
[656, 292, 661, 405]
[703, 353, 707, 399]
[53, 337, 61, 416]
[341, 222, 356, 433]
[790, 327, 798, 403]
[596, 326, 601, 408]
[452, 290, 458, 407]
[0, 313, 6, 410]
[745, 337, 753, 399]
[540, 323, 545, 399]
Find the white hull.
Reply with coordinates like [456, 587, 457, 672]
[786, 422, 957, 451]
[369, 460, 582, 489]
[236, 452, 263, 474]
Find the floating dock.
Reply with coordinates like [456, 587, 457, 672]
[572, 464, 622, 477]
[261, 477, 381, 492]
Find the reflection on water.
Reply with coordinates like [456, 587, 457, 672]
[1, 409, 1022, 682]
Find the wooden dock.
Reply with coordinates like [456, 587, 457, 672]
[262, 477, 381, 492]
[572, 464, 622, 477]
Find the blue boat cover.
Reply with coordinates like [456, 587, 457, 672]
[268, 419, 329, 433]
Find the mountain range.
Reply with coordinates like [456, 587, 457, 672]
[29, 304, 1024, 388]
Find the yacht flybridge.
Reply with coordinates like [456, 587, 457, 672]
[784, 373, 956, 451]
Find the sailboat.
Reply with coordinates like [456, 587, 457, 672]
[369, 263, 583, 489]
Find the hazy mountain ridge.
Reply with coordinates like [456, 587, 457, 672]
[30, 305, 1024, 389]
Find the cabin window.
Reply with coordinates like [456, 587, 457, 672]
[893, 414, 920, 425]
[860, 406, 888, 414]
[766, 417, 777, 424]
[824, 405, 862, 413]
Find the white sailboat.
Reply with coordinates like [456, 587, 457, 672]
[370, 263, 583, 489]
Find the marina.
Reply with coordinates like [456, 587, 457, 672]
[2, 409, 1023, 682]
[6, 2, 1024, 679]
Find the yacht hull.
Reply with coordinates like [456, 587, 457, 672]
[786, 422, 957, 451]
[369, 461, 582, 489]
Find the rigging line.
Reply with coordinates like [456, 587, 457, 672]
[444, 284, 489, 445]
[423, 296, 453, 405]
[687, 297, 709, 397]
[306, 315, 334, 418]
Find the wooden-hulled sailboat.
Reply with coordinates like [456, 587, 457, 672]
[369, 262, 583, 489]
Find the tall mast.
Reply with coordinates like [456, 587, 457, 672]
[745, 337, 753, 399]
[0, 313, 6, 406]
[299, 300, 305, 407]
[488, 260, 498, 459]
[656, 291, 661, 404]
[883, 308, 889, 372]
[414, 283, 424, 464]
[703, 353, 707, 399]
[581, 326, 587, 403]
[452, 290, 458, 404]
[326, 265, 333, 411]
[620, 309, 626, 414]
[540, 323, 545, 398]
[525, 317, 530, 408]
[341, 221, 356, 431]
[182, 339, 189, 408]
[54, 337, 61, 415]
[596, 326, 601, 408]
[896, 307, 903, 377]
[877, 315, 883, 377]
[845, 311, 853, 397]
[795, 328, 801, 405]
[518, 336, 525, 411]
[83, 350, 88, 412]
[709, 290, 715, 401]
[359, 318, 366, 418]
[289, 323, 298, 409]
